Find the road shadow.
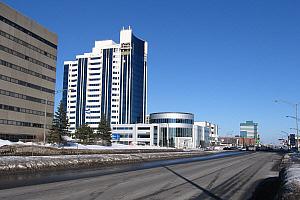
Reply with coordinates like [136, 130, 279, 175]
[248, 177, 281, 200]
[164, 166, 223, 200]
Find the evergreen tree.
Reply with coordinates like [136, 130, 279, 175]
[48, 126, 62, 144]
[52, 100, 70, 137]
[75, 124, 95, 144]
[48, 100, 69, 144]
[96, 115, 112, 146]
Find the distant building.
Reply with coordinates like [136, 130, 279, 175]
[240, 120, 259, 144]
[0, 3, 57, 141]
[194, 121, 219, 146]
[63, 27, 147, 133]
[240, 121, 258, 138]
[219, 136, 256, 147]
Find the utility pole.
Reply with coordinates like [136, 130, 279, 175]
[275, 100, 300, 152]
[296, 104, 299, 151]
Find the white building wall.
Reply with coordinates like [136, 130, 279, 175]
[195, 121, 219, 146]
[111, 123, 160, 146]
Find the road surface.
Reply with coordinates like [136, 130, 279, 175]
[0, 152, 282, 200]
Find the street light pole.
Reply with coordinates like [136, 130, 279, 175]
[275, 100, 300, 152]
[296, 104, 299, 151]
[43, 97, 48, 144]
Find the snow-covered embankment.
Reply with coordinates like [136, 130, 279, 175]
[278, 154, 300, 200]
[0, 151, 211, 174]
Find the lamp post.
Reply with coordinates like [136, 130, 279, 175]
[275, 100, 299, 152]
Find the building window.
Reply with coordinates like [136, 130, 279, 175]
[89, 78, 101, 81]
[89, 67, 101, 70]
[88, 94, 100, 97]
[90, 62, 101, 65]
[88, 84, 100, 86]
[87, 100, 100, 102]
[0, 30, 57, 60]
[90, 57, 101, 60]
[0, 119, 44, 128]
[0, 45, 55, 71]
[0, 59, 55, 83]
[89, 73, 101, 76]
[0, 15, 57, 49]
[0, 88, 54, 106]
[0, 74, 54, 94]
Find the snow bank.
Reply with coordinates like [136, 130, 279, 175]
[284, 164, 300, 186]
[0, 151, 210, 174]
[0, 139, 173, 150]
[279, 162, 300, 199]
[0, 139, 43, 147]
[64, 143, 173, 150]
[0, 139, 12, 147]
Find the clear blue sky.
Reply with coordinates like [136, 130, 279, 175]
[3, 0, 300, 144]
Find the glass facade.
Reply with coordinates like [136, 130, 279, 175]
[62, 64, 69, 112]
[150, 118, 193, 124]
[130, 35, 145, 123]
[150, 112, 194, 147]
[120, 33, 146, 124]
[75, 58, 88, 128]
[101, 48, 113, 122]
[240, 121, 258, 139]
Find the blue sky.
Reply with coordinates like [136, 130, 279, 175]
[3, 0, 300, 144]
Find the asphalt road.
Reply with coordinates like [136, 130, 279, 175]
[0, 152, 282, 200]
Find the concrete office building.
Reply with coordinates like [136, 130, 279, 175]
[63, 27, 147, 133]
[0, 3, 57, 141]
[240, 121, 258, 139]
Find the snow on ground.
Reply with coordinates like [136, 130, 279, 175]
[0, 139, 173, 150]
[280, 163, 300, 199]
[278, 153, 300, 199]
[0, 139, 41, 147]
[0, 139, 12, 147]
[284, 164, 300, 185]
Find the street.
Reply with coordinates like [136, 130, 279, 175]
[0, 152, 282, 200]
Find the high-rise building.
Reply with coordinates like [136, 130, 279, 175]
[0, 3, 58, 141]
[63, 27, 147, 132]
[240, 120, 258, 139]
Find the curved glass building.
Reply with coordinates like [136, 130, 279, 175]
[150, 112, 194, 147]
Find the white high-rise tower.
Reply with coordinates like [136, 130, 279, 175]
[63, 27, 147, 132]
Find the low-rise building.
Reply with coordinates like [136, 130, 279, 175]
[194, 121, 219, 146]
[149, 112, 194, 148]
[219, 136, 256, 147]
[111, 112, 217, 149]
[111, 123, 159, 146]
